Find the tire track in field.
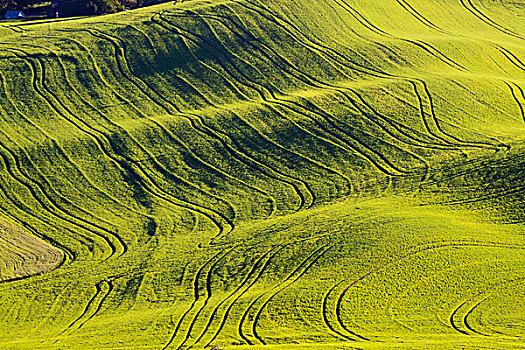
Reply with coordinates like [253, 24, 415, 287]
[205, 233, 340, 346]
[235, 243, 333, 345]
[336, 88, 458, 152]
[237, 0, 504, 150]
[183, 7, 435, 172]
[322, 276, 360, 342]
[0, 130, 122, 258]
[494, 45, 525, 73]
[12, 42, 165, 239]
[56, 29, 235, 238]
[333, 0, 468, 71]
[232, 0, 394, 79]
[161, 247, 236, 350]
[54, 280, 112, 341]
[7, 43, 233, 243]
[150, 15, 324, 211]
[164, 10, 420, 172]
[224, 1, 357, 80]
[126, 24, 353, 202]
[169, 13, 432, 182]
[159, 11, 369, 166]
[389, 0, 506, 64]
[201, 244, 290, 347]
[376, 83, 503, 150]
[156, 13, 412, 177]
[0, 156, 96, 260]
[237, 0, 489, 153]
[189, 81, 354, 202]
[0, 54, 154, 237]
[0, 118, 96, 260]
[322, 239, 522, 338]
[42, 35, 238, 225]
[29, 40, 249, 228]
[160, 249, 227, 350]
[0, 93, 137, 247]
[4, 48, 127, 259]
[185, 249, 274, 348]
[339, 0, 525, 81]
[226, 0, 480, 152]
[0, 69, 129, 260]
[75, 280, 113, 331]
[233, 0, 402, 80]
[459, 0, 525, 41]
[139, 40, 342, 205]
[39, 36, 252, 228]
[185, 245, 282, 348]
[377, 0, 525, 78]
[251, 244, 334, 345]
[0, 76, 100, 258]
[242, 0, 439, 82]
[416, 78, 499, 149]
[173, 246, 240, 350]
[331, 240, 525, 341]
[175, 5, 497, 153]
[80, 28, 286, 216]
[411, 80, 481, 148]
[0, 25, 21, 33]
[450, 278, 525, 337]
[392, 0, 444, 33]
[0, 190, 77, 263]
[67, 27, 309, 219]
[505, 82, 525, 123]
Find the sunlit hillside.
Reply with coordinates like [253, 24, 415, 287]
[0, 0, 524, 349]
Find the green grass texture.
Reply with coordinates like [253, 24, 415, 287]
[0, 0, 524, 348]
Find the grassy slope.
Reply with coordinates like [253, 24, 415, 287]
[0, 0, 524, 348]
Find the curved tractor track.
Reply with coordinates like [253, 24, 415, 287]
[0, 0, 523, 349]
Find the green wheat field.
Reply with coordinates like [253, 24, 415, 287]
[0, 0, 524, 348]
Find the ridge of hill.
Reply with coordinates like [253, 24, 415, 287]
[0, 0, 523, 348]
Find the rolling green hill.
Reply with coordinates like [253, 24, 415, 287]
[0, 0, 524, 349]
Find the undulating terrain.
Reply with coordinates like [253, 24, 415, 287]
[0, 0, 524, 348]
